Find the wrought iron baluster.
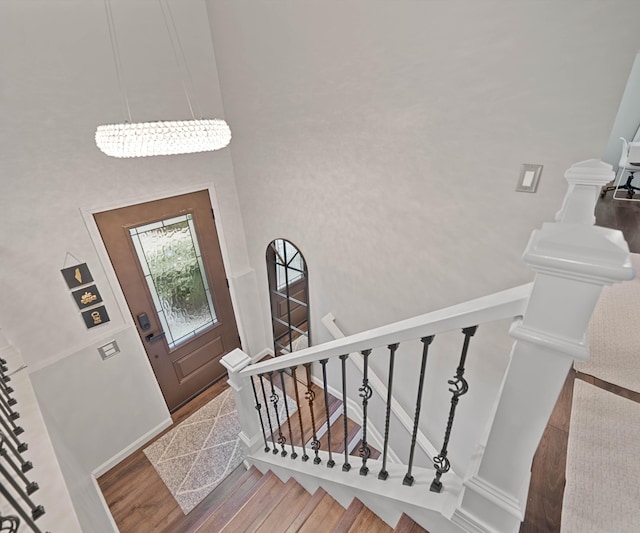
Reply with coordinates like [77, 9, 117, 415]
[291, 366, 309, 462]
[403, 335, 435, 486]
[268, 371, 287, 457]
[0, 481, 44, 533]
[431, 326, 477, 493]
[304, 363, 321, 464]
[0, 379, 15, 399]
[0, 431, 32, 474]
[378, 343, 398, 480]
[358, 349, 373, 476]
[0, 415, 26, 454]
[320, 359, 335, 468]
[0, 403, 22, 435]
[0, 390, 18, 415]
[278, 369, 297, 459]
[339, 354, 351, 472]
[250, 376, 270, 453]
[0, 438, 38, 495]
[259, 373, 278, 455]
[0, 397, 19, 422]
[0, 463, 45, 522]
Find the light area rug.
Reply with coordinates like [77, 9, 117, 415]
[143, 384, 297, 514]
[561, 380, 640, 533]
[575, 253, 640, 393]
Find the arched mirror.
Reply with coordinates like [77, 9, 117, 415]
[266, 239, 309, 356]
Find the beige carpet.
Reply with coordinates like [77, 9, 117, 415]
[575, 253, 640, 393]
[561, 381, 640, 532]
[144, 384, 297, 514]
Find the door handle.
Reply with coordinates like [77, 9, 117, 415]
[145, 331, 166, 343]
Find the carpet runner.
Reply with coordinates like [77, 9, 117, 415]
[144, 384, 296, 514]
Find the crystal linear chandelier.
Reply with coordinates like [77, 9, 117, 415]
[96, 0, 231, 158]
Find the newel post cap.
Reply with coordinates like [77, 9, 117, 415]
[563, 158, 614, 186]
[221, 348, 252, 374]
[524, 223, 634, 284]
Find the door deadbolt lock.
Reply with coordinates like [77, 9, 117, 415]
[137, 312, 151, 331]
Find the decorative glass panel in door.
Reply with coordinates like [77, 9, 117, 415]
[129, 214, 218, 349]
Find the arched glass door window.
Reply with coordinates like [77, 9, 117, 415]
[266, 239, 309, 356]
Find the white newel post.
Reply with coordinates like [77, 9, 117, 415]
[453, 160, 635, 533]
[221, 349, 263, 456]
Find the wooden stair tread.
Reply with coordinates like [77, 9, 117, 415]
[285, 487, 329, 532]
[219, 473, 289, 532]
[296, 491, 345, 533]
[348, 505, 393, 532]
[257, 479, 312, 531]
[194, 467, 272, 532]
[170, 464, 255, 532]
[332, 498, 365, 533]
[318, 414, 360, 454]
[394, 513, 430, 532]
[268, 378, 341, 449]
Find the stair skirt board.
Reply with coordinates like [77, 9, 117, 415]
[248, 449, 464, 533]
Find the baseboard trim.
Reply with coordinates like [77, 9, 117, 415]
[90, 473, 120, 533]
[91, 417, 173, 478]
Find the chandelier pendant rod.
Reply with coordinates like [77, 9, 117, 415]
[158, 0, 201, 120]
[103, 0, 132, 123]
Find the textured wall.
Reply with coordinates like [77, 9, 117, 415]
[205, 0, 640, 474]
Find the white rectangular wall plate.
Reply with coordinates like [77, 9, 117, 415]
[516, 164, 543, 193]
[98, 341, 120, 360]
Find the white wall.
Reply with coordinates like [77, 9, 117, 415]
[205, 0, 640, 476]
[206, 0, 640, 342]
[0, 0, 263, 528]
[2, 0, 640, 524]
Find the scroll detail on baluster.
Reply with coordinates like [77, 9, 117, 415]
[268, 371, 287, 457]
[304, 363, 321, 465]
[430, 325, 477, 493]
[320, 359, 335, 468]
[359, 349, 373, 476]
[339, 354, 351, 472]
[291, 366, 309, 462]
[278, 369, 297, 459]
[259, 374, 277, 455]
[378, 343, 399, 481]
[250, 376, 270, 453]
[0, 516, 19, 533]
[403, 335, 435, 486]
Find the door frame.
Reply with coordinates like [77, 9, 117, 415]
[81, 183, 247, 366]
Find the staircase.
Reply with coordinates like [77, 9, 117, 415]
[185, 465, 426, 532]
[220, 160, 635, 533]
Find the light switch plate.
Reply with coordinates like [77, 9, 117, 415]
[98, 340, 120, 360]
[516, 164, 543, 193]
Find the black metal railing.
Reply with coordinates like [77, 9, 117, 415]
[0, 359, 49, 533]
[247, 326, 479, 495]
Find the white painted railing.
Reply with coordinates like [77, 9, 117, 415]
[223, 159, 634, 532]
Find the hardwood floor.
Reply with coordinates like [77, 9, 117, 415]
[595, 188, 640, 253]
[99, 352, 639, 531]
[97, 378, 231, 533]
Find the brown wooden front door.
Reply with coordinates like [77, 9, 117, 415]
[95, 190, 240, 412]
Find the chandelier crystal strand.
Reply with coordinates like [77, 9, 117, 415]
[96, 0, 231, 158]
[95, 119, 231, 158]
